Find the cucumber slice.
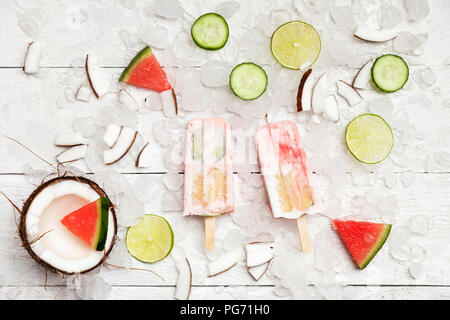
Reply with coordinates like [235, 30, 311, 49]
[229, 62, 268, 101]
[371, 54, 409, 93]
[191, 13, 229, 50]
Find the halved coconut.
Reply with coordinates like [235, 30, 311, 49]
[160, 89, 178, 118]
[103, 127, 137, 165]
[24, 41, 42, 74]
[19, 176, 117, 275]
[56, 144, 88, 164]
[135, 142, 151, 168]
[354, 26, 397, 43]
[85, 54, 110, 98]
[336, 80, 362, 106]
[352, 59, 373, 89]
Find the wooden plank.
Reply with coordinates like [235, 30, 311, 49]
[0, 173, 448, 287]
[0, 284, 449, 300]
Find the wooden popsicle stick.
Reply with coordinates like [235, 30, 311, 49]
[204, 216, 215, 250]
[296, 215, 312, 253]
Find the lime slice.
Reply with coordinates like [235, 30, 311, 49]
[270, 21, 321, 70]
[126, 214, 174, 263]
[345, 114, 394, 164]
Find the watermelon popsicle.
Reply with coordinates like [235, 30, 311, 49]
[255, 120, 320, 252]
[184, 118, 234, 250]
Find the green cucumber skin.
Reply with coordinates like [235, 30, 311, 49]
[95, 197, 109, 251]
[359, 224, 392, 270]
[119, 46, 152, 82]
[371, 54, 409, 93]
[229, 62, 268, 101]
[191, 13, 229, 50]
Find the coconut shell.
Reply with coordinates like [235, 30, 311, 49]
[19, 176, 118, 276]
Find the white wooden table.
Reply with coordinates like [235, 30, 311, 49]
[0, 0, 449, 300]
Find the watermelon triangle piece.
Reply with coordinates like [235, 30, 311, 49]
[119, 46, 172, 92]
[60, 197, 109, 251]
[332, 219, 391, 270]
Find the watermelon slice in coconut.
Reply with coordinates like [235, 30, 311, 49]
[61, 197, 109, 251]
[332, 219, 391, 270]
[120, 46, 177, 117]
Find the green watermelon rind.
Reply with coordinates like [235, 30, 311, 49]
[358, 224, 391, 270]
[94, 197, 109, 252]
[119, 46, 152, 83]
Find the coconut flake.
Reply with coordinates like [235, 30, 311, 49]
[336, 80, 362, 106]
[299, 69, 318, 112]
[296, 68, 312, 112]
[354, 26, 397, 43]
[56, 145, 88, 163]
[161, 89, 178, 118]
[245, 242, 275, 268]
[24, 41, 42, 74]
[207, 252, 238, 277]
[103, 126, 137, 165]
[311, 72, 328, 115]
[135, 142, 152, 168]
[322, 94, 340, 122]
[174, 257, 192, 300]
[248, 261, 270, 281]
[54, 132, 86, 147]
[119, 89, 139, 111]
[103, 123, 122, 148]
[85, 54, 110, 98]
[352, 59, 373, 89]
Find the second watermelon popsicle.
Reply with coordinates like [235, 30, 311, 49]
[255, 120, 320, 252]
[184, 118, 234, 250]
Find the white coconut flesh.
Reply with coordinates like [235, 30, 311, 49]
[25, 180, 116, 273]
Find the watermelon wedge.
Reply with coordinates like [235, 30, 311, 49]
[60, 197, 109, 251]
[332, 219, 391, 270]
[119, 46, 172, 92]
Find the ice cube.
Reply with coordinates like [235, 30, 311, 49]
[399, 171, 415, 187]
[72, 117, 98, 138]
[351, 167, 369, 186]
[390, 245, 410, 261]
[390, 226, 411, 247]
[351, 195, 367, 208]
[116, 194, 145, 227]
[330, 6, 357, 31]
[223, 229, 244, 252]
[144, 92, 163, 111]
[216, 1, 240, 18]
[162, 191, 183, 211]
[403, 0, 430, 22]
[418, 67, 437, 87]
[409, 244, 427, 264]
[121, 0, 136, 9]
[409, 263, 425, 280]
[314, 230, 336, 273]
[409, 215, 430, 235]
[204, 238, 224, 261]
[377, 5, 401, 28]
[200, 61, 230, 87]
[152, 0, 183, 20]
[152, 120, 171, 146]
[172, 32, 195, 58]
[393, 32, 423, 53]
[444, 99, 450, 108]
[139, 24, 169, 49]
[270, 9, 291, 26]
[369, 98, 394, 121]
[76, 274, 111, 300]
[163, 172, 183, 191]
[383, 172, 398, 188]
[106, 240, 132, 267]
